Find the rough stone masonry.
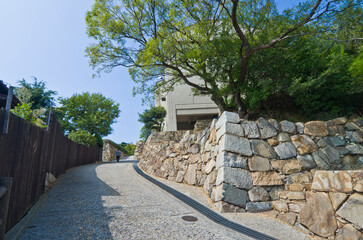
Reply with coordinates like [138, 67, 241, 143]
[137, 111, 363, 239]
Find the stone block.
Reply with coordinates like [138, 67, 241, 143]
[347, 144, 363, 155]
[336, 224, 363, 240]
[304, 121, 329, 137]
[271, 159, 302, 174]
[241, 120, 260, 138]
[216, 122, 244, 141]
[326, 117, 347, 126]
[297, 154, 317, 170]
[214, 183, 248, 207]
[298, 192, 337, 237]
[268, 119, 281, 131]
[277, 133, 290, 142]
[286, 183, 305, 191]
[324, 136, 346, 147]
[279, 191, 305, 200]
[295, 122, 304, 134]
[216, 151, 248, 169]
[317, 139, 327, 148]
[346, 122, 361, 130]
[336, 193, 363, 229]
[280, 120, 296, 134]
[257, 117, 277, 139]
[312, 171, 353, 193]
[216, 167, 253, 190]
[267, 138, 278, 146]
[176, 171, 185, 183]
[312, 150, 331, 170]
[274, 142, 297, 159]
[248, 186, 270, 202]
[291, 172, 313, 184]
[204, 159, 216, 174]
[347, 131, 363, 143]
[248, 156, 271, 172]
[321, 145, 341, 165]
[272, 201, 288, 212]
[216, 111, 240, 130]
[353, 179, 363, 192]
[187, 143, 200, 154]
[251, 140, 278, 159]
[277, 212, 297, 226]
[215, 201, 245, 213]
[184, 164, 198, 185]
[288, 202, 306, 213]
[291, 135, 317, 155]
[219, 134, 252, 156]
[328, 192, 348, 211]
[246, 202, 272, 213]
[251, 172, 284, 186]
[269, 186, 285, 200]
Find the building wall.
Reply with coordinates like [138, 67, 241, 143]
[156, 76, 219, 131]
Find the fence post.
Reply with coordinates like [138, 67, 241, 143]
[0, 177, 13, 239]
[46, 106, 52, 131]
[2, 86, 13, 135]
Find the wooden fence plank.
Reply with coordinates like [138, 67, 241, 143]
[0, 110, 101, 231]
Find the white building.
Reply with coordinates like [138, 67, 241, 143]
[156, 77, 220, 131]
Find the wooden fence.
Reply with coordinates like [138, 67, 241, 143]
[0, 109, 102, 232]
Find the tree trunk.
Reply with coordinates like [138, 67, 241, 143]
[211, 94, 227, 115]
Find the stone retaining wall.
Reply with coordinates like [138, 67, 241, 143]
[102, 139, 126, 162]
[137, 111, 363, 239]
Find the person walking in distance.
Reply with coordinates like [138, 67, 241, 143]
[116, 149, 121, 162]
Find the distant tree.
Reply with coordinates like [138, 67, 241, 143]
[138, 106, 166, 141]
[15, 77, 57, 109]
[119, 142, 136, 155]
[124, 143, 136, 155]
[56, 92, 120, 147]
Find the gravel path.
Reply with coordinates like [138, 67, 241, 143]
[14, 159, 309, 240]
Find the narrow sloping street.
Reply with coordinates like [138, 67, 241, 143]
[12, 159, 308, 240]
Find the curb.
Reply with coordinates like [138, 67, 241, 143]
[133, 162, 276, 240]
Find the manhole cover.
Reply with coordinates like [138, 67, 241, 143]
[181, 215, 198, 222]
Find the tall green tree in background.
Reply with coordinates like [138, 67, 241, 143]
[11, 77, 57, 127]
[86, 0, 362, 119]
[55, 92, 120, 147]
[16, 77, 57, 109]
[138, 106, 166, 141]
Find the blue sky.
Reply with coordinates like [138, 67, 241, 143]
[0, 0, 300, 144]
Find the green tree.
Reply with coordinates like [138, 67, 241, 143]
[15, 77, 57, 109]
[11, 103, 47, 127]
[56, 92, 120, 147]
[86, 0, 361, 118]
[138, 106, 166, 141]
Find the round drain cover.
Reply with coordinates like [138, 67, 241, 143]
[181, 215, 198, 222]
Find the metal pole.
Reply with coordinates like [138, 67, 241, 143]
[2, 86, 13, 135]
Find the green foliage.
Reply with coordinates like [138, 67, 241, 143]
[11, 103, 47, 128]
[138, 106, 166, 140]
[118, 142, 136, 155]
[68, 129, 98, 147]
[86, 0, 362, 119]
[56, 92, 120, 147]
[16, 77, 57, 109]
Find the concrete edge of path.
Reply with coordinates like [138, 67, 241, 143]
[5, 186, 52, 240]
[132, 162, 279, 240]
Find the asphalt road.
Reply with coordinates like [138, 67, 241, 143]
[12, 159, 308, 240]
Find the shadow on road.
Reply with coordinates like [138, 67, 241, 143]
[17, 163, 120, 240]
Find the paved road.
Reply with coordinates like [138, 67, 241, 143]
[13, 159, 308, 240]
